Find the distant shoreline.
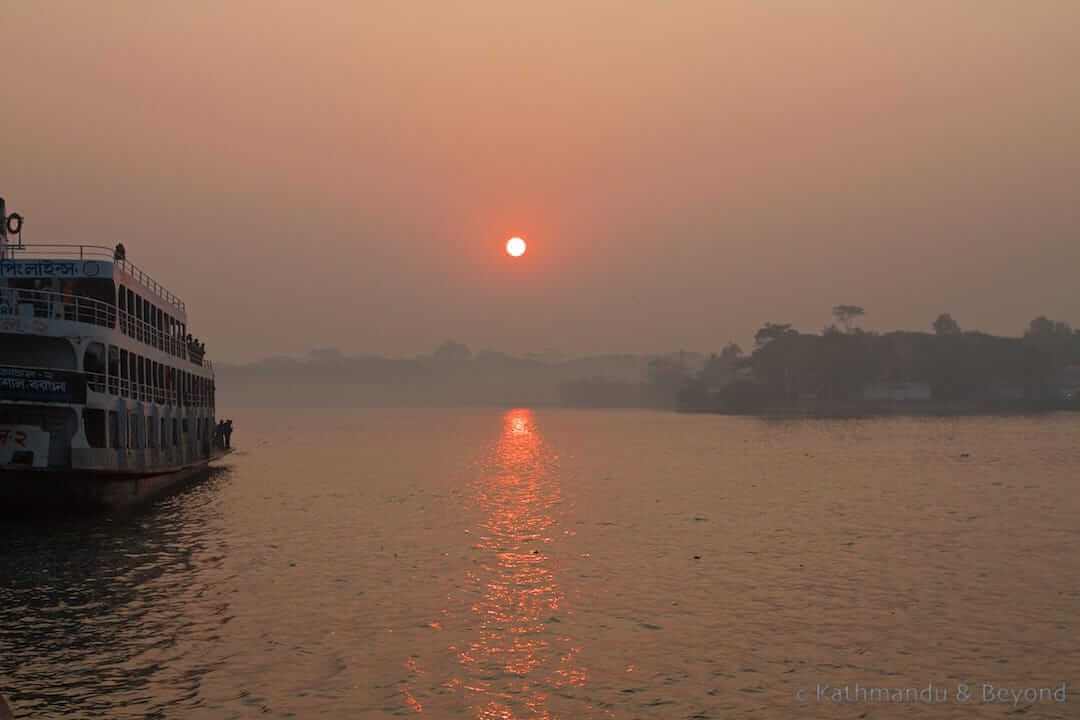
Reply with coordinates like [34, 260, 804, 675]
[678, 401, 1078, 419]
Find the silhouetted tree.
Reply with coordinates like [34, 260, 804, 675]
[1024, 317, 1074, 376]
[720, 342, 743, 360]
[431, 340, 472, 363]
[832, 305, 865, 333]
[933, 313, 961, 335]
[754, 322, 797, 348]
[1026, 316, 1072, 340]
[643, 355, 691, 408]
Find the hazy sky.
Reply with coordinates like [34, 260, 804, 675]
[5, 1, 1079, 362]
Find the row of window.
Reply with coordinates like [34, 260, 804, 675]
[116, 284, 200, 363]
[84, 408, 216, 451]
[83, 342, 215, 408]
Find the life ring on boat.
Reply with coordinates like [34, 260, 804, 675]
[5, 213, 23, 235]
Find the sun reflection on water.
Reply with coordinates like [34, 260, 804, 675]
[456, 409, 592, 719]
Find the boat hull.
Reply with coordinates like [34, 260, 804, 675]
[0, 450, 230, 509]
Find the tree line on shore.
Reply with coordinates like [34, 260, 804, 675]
[214, 309, 1080, 412]
[672, 307, 1080, 414]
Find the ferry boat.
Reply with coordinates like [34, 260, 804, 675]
[0, 198, 227, 506]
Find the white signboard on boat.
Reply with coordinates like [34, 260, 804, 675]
[0, 425, 50, 468]
[0, 260, 112, 279]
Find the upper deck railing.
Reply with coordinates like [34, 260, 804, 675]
[0, 286, 212, 370]
[2, 242, 186, 313]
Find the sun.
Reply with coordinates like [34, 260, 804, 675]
[506, 237, 527, 257]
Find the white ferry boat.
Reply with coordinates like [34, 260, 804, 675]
[0, 198, 227, 506]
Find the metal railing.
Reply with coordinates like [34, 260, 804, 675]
[89, 372, 213, 407]
[0, 286, 116, 327]
[0, 287, 212, 369]
[118, 313, 212, 369]
[3, 242, 186, 312]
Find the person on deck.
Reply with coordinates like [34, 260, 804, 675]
[224, 420, 233, 449]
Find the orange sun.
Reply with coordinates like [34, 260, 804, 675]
[506, 237, 527, 257]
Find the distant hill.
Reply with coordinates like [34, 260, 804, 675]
[214, 343, 703, 408]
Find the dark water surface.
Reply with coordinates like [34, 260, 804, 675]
[2, 409, 1079, 718]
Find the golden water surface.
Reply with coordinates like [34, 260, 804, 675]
[1, 409, 1078, 718]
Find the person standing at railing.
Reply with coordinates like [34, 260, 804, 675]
[113, 243, 126, 262]
[31, 279, 49, 316]
[61, 279, 76, 321]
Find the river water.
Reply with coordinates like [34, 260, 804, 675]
[1, 409, 1078, 718]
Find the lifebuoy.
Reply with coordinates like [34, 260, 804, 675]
[5, 213, 23, 235]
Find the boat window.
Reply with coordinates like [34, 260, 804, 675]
[83, 408, 107, 449]
[84, 342, 105, 374]
[0, 335, 77, 370]
[160, 417, 167, 448]
[117, 285, 126, 311]
[119, 348, 129, 397]
[128, 352, 137, 398]
[129, 412, 139, 448]
[109, 411, 121, 449]
[172, 418, 178, 446]
[107, 345, 119, 395]
[74, 278, 114, 303]
[84, 343, 106, 393]
[146, 416, 155, 448]
[72, 278, 115, 325]
[137, 355, 145, 398]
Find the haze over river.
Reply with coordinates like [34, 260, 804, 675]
[2, 409, 1078, 718]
